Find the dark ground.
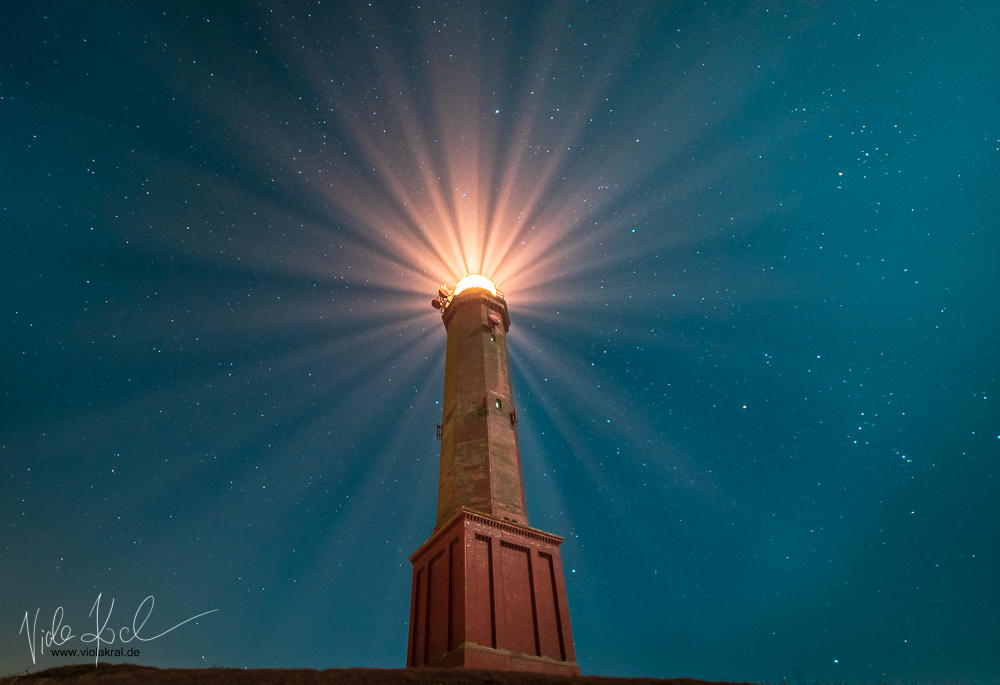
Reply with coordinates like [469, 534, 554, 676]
[0, 664, 745, 685]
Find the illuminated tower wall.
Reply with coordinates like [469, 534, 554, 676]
[406, 284, 580, 675]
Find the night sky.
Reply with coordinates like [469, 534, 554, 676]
[2, 1, 998, 682]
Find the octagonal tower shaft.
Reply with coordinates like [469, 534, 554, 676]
[436, 289, 527, 530]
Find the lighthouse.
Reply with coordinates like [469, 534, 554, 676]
[406, 275, 580, 675]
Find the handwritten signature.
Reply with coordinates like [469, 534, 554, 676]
[20, 594, 217, 666]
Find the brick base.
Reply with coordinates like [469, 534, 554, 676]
[407, 509, 579, 675]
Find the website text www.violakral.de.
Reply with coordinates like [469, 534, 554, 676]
[47, 647, 141, 658]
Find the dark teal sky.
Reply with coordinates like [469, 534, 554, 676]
[2, 1, 998, 681]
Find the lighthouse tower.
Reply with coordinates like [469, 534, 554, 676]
[406, 275, 579, 675]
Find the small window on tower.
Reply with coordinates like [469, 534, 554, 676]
[495, 398, 502, 410]
[490, 334, 496, 342]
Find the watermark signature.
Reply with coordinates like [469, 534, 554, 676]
[19, 593, 217, 666]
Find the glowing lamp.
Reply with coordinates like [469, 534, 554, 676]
[452, 273, 499, 297]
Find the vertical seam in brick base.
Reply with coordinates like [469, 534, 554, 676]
[410, 568, 423, 667]
[425, 549, 445, 665]
[542, 551, 566, 662]
[486, 535, 497, 648]
[527, 546, 541, 657]
[447, 538, 456, 652]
